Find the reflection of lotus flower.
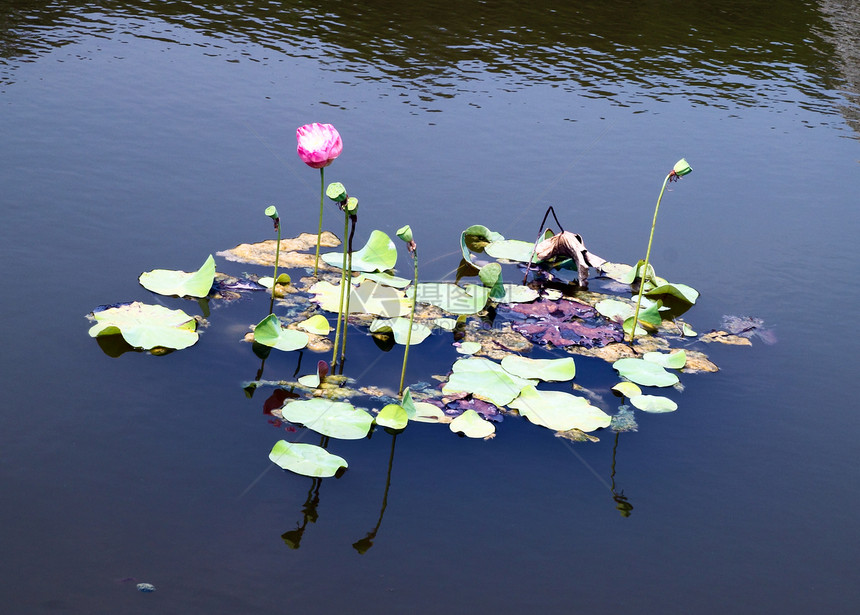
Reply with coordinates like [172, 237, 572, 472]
[296, 123, 343, 169]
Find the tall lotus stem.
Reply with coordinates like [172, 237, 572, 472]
[396, 225, 418, 397]
[339, 203, 358, 365]
[332, 206, 349, 365]
[628, 158, 692, 345]
[313, 168, 324, 275]
[264, 206, 281, 313]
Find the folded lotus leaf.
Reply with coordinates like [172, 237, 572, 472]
[533, 231, 606, 286]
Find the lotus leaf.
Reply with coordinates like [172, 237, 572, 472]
[612, 381, 642, 398]
[357, 271, 412, 289]
[612, 358, 679, 387]
[456, 342, 482, 355]
[411, 402, 448, 423]
[259, 273, 292, 289]
[416, 283, 489, 315]
[269, 440, 347, 478]
[442, 357, 535, 406]
[253, 314, 310, 352]
[509, 386, 611, 432]
[629, 395, 678, 413]
[376, 404, 409, 430]
[623, 301, 662, 334]
[645, 282, 699, 305]
[88, 302, 199, 350]
[500, 355, 576, 382]
[478, 262, 505, 299]
[310, 279, 410, 317]
[281, 399, 374, 439]
[449, 409, 495, 438]
[322, 229, 397, 272]
[434, 318, 459, 331]
[401, 388, 416, 419]
[643, 350, 687, 369]
[297, 314, 331, 335]
[484, 239, 540, 263]
[494, 284, 540, 304]
[460, 224, 504, 263]
[595, 298, 633, 322]
[138, 254, 216, 298]
[369, 318, 432, 345]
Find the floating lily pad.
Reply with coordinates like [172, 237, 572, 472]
[484, 239, 540, 263]
[297, 314, 331, 335]
[500, 355, 576, 382]
[297, 360, 329, 388]
[643, 350, 687, 369]
[88, 302, 199, 350]
[259, 273, 292, 288]
[442, 357, 535, 406]
[281, 399, 374, 439]
[369, 318, 432, 345]
[494, 284, 540, 304]
[449, 409, 495, 438]
[595, 298, 633, 322]
[138, 254, 216, 298]
[376, 403, 409, 430]
[322, 230, 397, 272]
[509, 386, 611, 432]
[623, 301, 662, 335]
[269, 440, 347, 478]
[629, 395, 678, 413]
[416, 283, 489, 315]
[456, 341, 482, 355]
[612, 358, 679, 387]
[253, 314, 309, 352]
[357, 271, 412, 289]
[310, 279, 410, 317]
[612, 381, 642, 398]
[434, 318, 459, 331]
[411, 402, 448, 423]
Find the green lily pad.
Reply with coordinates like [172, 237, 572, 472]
[411, 402, 448, 423]
[643, 350, 687, 369]
[494, 284, 540, 304]
[269, 440, 347, 478]
[310, 279, 410, 317]
[369, 318, 432, 345]
[460, 224, 504, 263]
[357, 271, 412, 289]
[434, 317, 459, 331]
[645, 282, 699, 304]
[88, 302, 199, 350]
[623, 301, 662, 334]
[509, 386, 611, 432]
[456, 341, 482, 355]
[138, 254, 216, 298]
[478, 262, 505, 299]
[500, 355, 576, 382]
[259, 273, 292, 288]
[595, 298, 633, 322]
[484, 239, 540, 263]
[297, 314, 331, 335]
[253, 314, 310, 352]
[629, 395, 678, 413]
[442, 357, 535, 406]
[612, 381, 643, 398]
[416, 283, 489, 315]
[281, 399, 374, 439]
[322, 230, 397, 272]
[612, 358, 679, 387]
[376, 403, 409, 430]
[449, 409, 495, 438]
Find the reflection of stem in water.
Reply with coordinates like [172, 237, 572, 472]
[282, 435, 328, 549]
[610, 432, 634, 518]
[353, 433, 397, 554]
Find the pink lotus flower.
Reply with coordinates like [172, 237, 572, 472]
[296, 123, 343, 168]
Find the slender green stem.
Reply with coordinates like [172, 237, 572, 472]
[340, 215, 355, 364]
[313, 167, 325, 276]
[332, 208, 349, 365]
[629, 172, 671, 345]
[270, 223, 281, 311]
[398, 252, 418, 397]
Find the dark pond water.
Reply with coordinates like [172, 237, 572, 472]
[2, 1, 859, 613]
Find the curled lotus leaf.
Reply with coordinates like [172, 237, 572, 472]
[645, 282, 699, 305]
[623, 301, 662, 335]
[612, 358, 679, 387]
[612, 381, 643, 398]
[322, 229, 397, 272]
[253, 314, 309, 352]
[484, 239, 540, 263]
[629, 395, 678, 413]
[460, 224, 505, 264]
[442, 357, 535, 407]
[501, 355, 576, 382]
[369, 318, 432, 345]
[269, 440, 347, 478]
[449, 409, 495, 438]
[416, 283, 489, 315]
[509, 385, 611, 432]
[138, 254, 216, 298]
[281, 399, 374, 440]
[88, 302, 198, 350]
[643, 350, 687, 370]
[376, 404, 409, 430]
[297, 314, 331, 335]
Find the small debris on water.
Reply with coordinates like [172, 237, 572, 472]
[136, 583, 156, 593]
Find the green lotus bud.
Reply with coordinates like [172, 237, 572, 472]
[673, 158, 692, 176]
[325, 182, 347, 202]
[346, 196, 359, 213]
[265, 205, 279, 220]
[396, 225, 413, 243]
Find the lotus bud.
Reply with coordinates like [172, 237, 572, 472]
[672, 158, 692, 176]
[396, 225, 413, 243]
[325, 182, 348, 203]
